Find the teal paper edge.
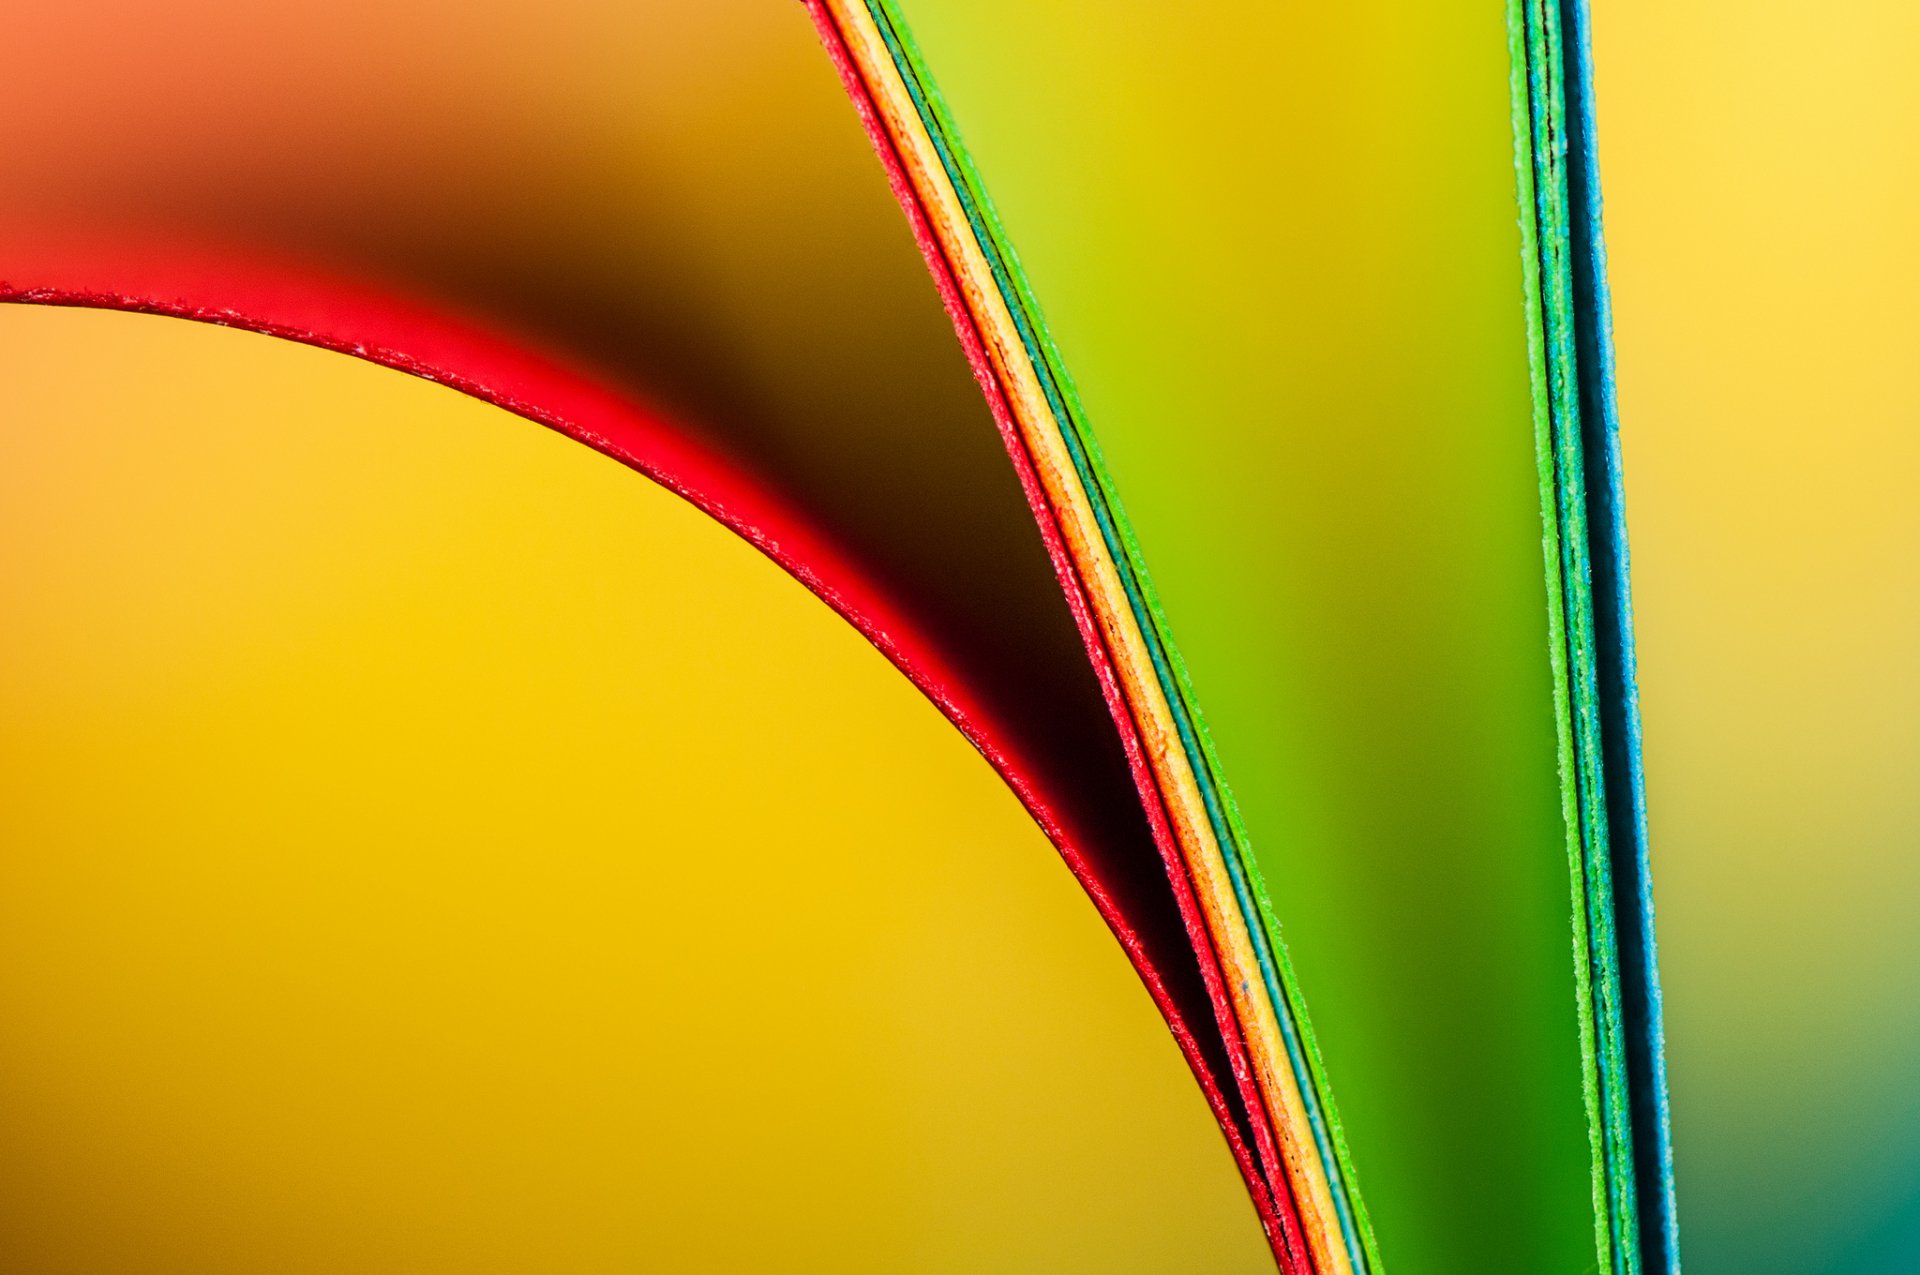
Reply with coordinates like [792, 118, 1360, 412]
[862, 3, 1378, 1270]
[1510, 0, 1678, 1270]
[1557, 0, 1680, 1267]
[1507, 5, 1614, 1269]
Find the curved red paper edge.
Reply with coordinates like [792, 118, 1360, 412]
[799, 5, 1298, 1266]
[0, 231, 1282, 1255]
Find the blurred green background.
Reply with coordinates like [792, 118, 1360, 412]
[895, 2, 1594, 1271]
[902, 1, 1920, 1271]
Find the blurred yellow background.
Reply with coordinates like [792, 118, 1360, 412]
[1598, 2, 1920, 1271]
[0, 305, 1271, 1273]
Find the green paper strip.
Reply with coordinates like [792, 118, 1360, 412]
[1509, 1, 1641, 1271]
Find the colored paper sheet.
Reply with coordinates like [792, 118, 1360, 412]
[0, 1, 1723, 1272]
[0, 1, 1303, 1262]
[0, 1, 1281, 1215]
[808, 5, 1367, 1268]
[860, 0, 1666, 1267]
[0, 304, 1276, 1272]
